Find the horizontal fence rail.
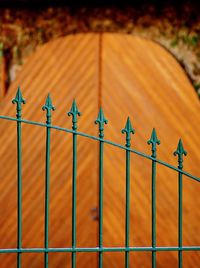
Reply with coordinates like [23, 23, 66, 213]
[0, 87, 199, 268]
[0, 115, 199, 182]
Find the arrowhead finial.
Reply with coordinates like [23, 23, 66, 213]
[67, 99, 81, 130]
[12, 86, 26, 118]
[174, 139, 187, 169]
[95, 107, 108, 138]
[42, 94, 55, 124]
[147, 128, 160, 157]
[121, 117, 135, 147]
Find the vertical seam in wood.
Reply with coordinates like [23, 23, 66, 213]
[98, 33, 103, 109]
[96, 32, 103, 268]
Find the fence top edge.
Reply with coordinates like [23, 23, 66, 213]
[0, 115, 199, 183]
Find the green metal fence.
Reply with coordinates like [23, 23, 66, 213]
[0, 87, 200, 268]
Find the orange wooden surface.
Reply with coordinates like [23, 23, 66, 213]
[0, 33, 199, 267]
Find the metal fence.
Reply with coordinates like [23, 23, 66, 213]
[0, 87, 199, 268]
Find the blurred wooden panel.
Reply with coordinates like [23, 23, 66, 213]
[102, 34, 200, 267]
[0, 33, 99, 268]
[0, 33, 199, 268]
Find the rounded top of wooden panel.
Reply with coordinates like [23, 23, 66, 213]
[0, 33, 199, 267]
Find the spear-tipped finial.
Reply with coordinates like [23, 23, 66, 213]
[174, 139, 187, 169]
[95, 107, 108, 138]
[147, 128, 160, 157]
[12, 87, 26, 118]
[42, 94, 55, 124]
[67, 99, 81, 131]
[121, 117, 135, 147]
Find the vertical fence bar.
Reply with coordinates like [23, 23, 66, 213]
[148, 128, 160, 268]
[68, 100, 81, 268]
[17, 113, 22, 268]
[122, 117, 134, 268]
[151, 159, 156, 268]
[125, 147, 130, 267]
[12, 88, 26, 268]
[95, 108, 108, 268]
[174, 139, 187, 268]
[178, 171, 183, 268]
[42, 94, 55, 268]
[99, 137, 103, 267]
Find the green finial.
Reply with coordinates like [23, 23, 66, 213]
[147, 128, 160, 157]
[12, 87, 26, 118]
[95, 107, 108, 138]
[42, 94, 55, 124]
[174, 139, 187, 169]
[121, 117, 135, 147]
[67, 99, 81, 131]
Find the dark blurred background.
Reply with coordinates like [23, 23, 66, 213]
[0, 0, 199, 98]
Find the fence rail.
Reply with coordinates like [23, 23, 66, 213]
[0, 87, 199, 268]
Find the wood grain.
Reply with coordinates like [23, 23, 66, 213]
[0, 33, 199, 267]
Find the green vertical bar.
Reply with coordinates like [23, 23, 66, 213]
[12, 88, 26, 268]
[152, 159, 156, 268]
[42, 94, 55, 268]
[174, 139, 187, 268]
[125, 149, 130, 268]
[99, 139, 104, 267]
[44, 124, 51, 268]
[95, 108, 108, 268]
[68, 100, 81, 268]
[72, 132, 77, 268]
[17, 118, 22, 268]
[148, 128, 160, 268]
[178, 171, 183, 268]
[122, 117, 134, 268]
